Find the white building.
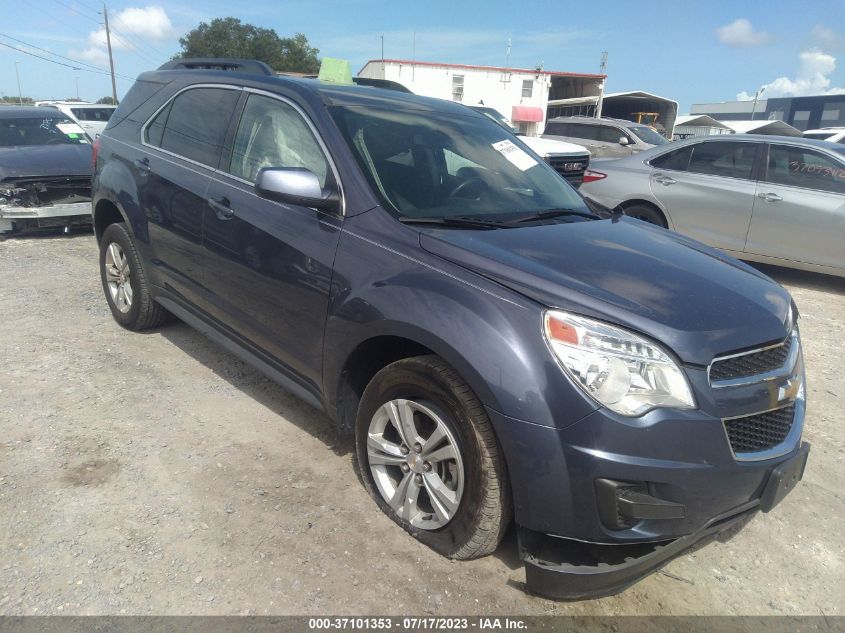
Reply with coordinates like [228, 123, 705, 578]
[358, 59, 606, 136]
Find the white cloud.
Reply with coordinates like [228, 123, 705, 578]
[716, 19, 770, 47]
[69, 5, 174, 68]
[736, 48, 845, 99]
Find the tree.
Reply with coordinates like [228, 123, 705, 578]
[175, 17, 320, 74]
[97, 96, 117, 105]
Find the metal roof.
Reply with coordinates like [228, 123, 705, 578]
[674, 115, 732, 129]
[722, 120, 801, 136]
[360, 59, 605, 79]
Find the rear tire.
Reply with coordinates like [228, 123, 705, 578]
[356, 355, 511, 560]
[622, 203, 667, 228]
[99, 222, 169, 330]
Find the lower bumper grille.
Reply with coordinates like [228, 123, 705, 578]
[724, 404, 795, 454]
[546, 156, 588, 187]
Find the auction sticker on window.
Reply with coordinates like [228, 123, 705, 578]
[492, 139, 537, 171]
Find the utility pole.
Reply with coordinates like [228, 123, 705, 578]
[75, 76, 80, 100]
[15, 61, 23, 105]
[380, 34, 384, 79]
[596, 51, 608, 118]
[103, 4, 118, 104]
[751, 87, 766, 120]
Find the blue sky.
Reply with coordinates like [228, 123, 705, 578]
[2, 0, 845, 110]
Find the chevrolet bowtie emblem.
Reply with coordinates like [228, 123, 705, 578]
[778, 376, 801, 403]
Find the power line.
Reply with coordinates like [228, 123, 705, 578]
[51, 0, 102, 25]
[109, 9, 169, 61]
[0, 41, 132, 81]
[0, 33, 118, 76]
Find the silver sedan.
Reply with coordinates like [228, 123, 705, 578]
[580, 135, 845, 277]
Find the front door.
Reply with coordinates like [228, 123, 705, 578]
[201, 91, 343, 391]
[647, 140, 761, 253]
[746, 143, 845, 271]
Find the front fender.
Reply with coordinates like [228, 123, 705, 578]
[322, 209, 599, 429]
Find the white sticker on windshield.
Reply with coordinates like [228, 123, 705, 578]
[492, 139, 537, 171]
[56, 122, 86, 135]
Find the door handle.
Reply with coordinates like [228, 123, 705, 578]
[134, 157, 151, 174]
[653, 174, 676, 186]
[208, 197, 235, 220]
[757, 192, 783, 202]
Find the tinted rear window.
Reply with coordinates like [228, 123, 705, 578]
[687, 141, 758, 180]
[71, 107, 114, 122]
[149, 87, 239, 167]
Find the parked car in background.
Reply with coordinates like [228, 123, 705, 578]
[92, 59, 810, 600]
[36, 101, 117, 139]
[470, 106, 591, 187]
[0, 106, 93, 236]
[802, 127, 845, 144]
[543, 115, 670, 158]
[580, 135, 845, 277]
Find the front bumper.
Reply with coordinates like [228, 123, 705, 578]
[519, 442, 809, 600]
[0, 201, 92, 234]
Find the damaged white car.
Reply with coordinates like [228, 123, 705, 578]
[0, 106, 93, 236]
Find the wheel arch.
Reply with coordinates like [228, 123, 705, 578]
[93, 197, 129, 243]
[331, 328, 501, 436]
[618, 198, 672, 229]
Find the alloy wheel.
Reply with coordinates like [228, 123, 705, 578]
[104, 242, 133, 313]
[367, 398, 465, 530]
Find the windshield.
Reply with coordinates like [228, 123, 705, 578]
[629, 125, 669, 146]
[0, 116, 90, 147]
[330, 106, 588, 221]
[470, 106, 518, 133]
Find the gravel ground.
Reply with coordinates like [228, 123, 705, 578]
[0, 233, 843, 616]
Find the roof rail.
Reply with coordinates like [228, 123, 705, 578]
[158, 58, 274, 75]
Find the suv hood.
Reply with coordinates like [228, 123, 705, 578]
[520, 136, 590, 157]
[0, 145, 92, 182]
[419, 218, 791, 365]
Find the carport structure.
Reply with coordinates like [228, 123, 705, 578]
[673, 115, 734, 140]
[547, 90, 678, 137]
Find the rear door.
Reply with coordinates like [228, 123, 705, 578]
[647, 139, 761, 253]
[201, 90, 343, 391]
[137, 85, 241, 305]
[746, 143, 845, 271]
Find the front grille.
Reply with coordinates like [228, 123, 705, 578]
[724, 404, 795, 454]
[546, 156, 588, 187]
[710, 336, 792, 382]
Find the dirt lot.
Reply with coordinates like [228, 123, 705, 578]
[0, 233, 843, 616]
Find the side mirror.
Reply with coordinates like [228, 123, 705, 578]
[255, 167, 339, 212]
[619, 137, 630, 146]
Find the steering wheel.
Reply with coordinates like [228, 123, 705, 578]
[448, 177, 487, 198]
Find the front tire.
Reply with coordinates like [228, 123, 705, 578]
[621, 203, 667, 227]
[356, 355, 511, 559]
[99, 223, 169, 330]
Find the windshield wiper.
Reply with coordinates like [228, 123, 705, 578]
[508, 208, 598, 224]
[398, 215, 511, 229]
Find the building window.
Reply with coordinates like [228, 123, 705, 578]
[521, 79, 533, 99]
[793, 110, 811, 131]
[822, 108, 841, 122]
[451, 75, 464, 102]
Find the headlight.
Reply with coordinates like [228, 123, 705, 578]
[543, 310, 695, 416]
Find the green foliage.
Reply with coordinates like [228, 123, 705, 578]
[1, 95, 34, 105]
[174, 17, 320, 73]
[97, 96, 117, 105]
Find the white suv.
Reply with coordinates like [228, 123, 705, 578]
[802, 127, 845, 144]
[35, 101, 116, 139]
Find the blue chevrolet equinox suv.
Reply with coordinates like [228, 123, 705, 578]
[91, 59, 810, 599]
